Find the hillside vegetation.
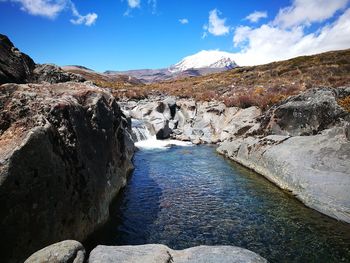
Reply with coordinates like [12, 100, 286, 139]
[78, 49, 350, 110]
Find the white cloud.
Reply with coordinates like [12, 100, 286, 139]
[274, 0, 349, 28]
[179, 18, 189, 24]
[245, 11, 267, 23]
[233, 7, 350, 66]
[9, 0, 66, 18]
[127, 0, 140, 8]
[204, 9, 230, 36]
[123, 0, 157, 16]
[3, 0, 97, 25]
[70, 2, 97, 26]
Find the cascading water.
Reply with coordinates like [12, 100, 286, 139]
[131, 118, 192, 149]
[131, 119, 153, 142]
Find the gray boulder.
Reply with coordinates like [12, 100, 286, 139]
[88, 244, 268, 263]
[24, 240, 85, 263]
[260, 87, 349, 136]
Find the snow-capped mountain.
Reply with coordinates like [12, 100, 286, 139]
[105, 50, 238, 83]
[169, 50, 237, 73]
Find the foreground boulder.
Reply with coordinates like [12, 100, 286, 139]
[25, 240, 85, 263]
[88, 244, 268, 263]
[0, 82, 134, 262]
[218, 87, 350, 223]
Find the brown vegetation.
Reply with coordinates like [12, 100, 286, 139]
[338, 96, 350, 112]
[67, 49, 350, 110]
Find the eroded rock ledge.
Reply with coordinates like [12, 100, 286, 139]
[24, 241, 268, 263]
[0, 82, 135, 262]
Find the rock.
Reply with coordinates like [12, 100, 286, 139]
[88, 244, 267, 263]
[217, 124, 350, 223]
[260, 87, 349, 136]
[124, 97, 261, 144]
[24, 240, 85, 263]
[0, 34, 35, 84]
[32, 64, 85, 84]
[0, 34, 85, 85]
[0, 82, 135, 263]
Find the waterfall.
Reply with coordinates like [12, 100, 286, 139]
[131, 118, 192, 149]
[131, 119, 153, 142]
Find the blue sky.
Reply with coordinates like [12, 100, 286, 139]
[0, 0, 349, 72]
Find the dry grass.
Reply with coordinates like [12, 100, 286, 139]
[338, 96, 350, 112]
[68, 49, 350, 109]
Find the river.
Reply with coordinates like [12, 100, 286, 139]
[85, 144, 350, 262]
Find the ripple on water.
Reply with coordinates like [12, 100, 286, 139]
[85, 145, 350, 263]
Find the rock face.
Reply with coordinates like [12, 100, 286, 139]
[24, 240, 85, 263]
[0, 82, 135, 263]
[88, 244, 267, 263]
[0, 34, 35, 84]
[0, 34, 85, 85]
[218, 87, 350, 223]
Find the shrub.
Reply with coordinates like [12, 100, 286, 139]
[338, 96, 350, 112]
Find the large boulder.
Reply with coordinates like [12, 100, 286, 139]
[0, 34, 35, 84]
[0, 82, 135, 262]
[24, 240, 85, 263]
[260, 87, 350, 136]
[88, 244, 268, 263]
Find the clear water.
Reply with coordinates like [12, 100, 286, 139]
[86, 145, 350, 263]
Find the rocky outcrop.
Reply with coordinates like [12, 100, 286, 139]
[32, 64, 85, 84]
[24, 240, 85, 263]
[0, 82, 135, 263]
[0, 34, 85, 85]
[218, 87, 350, 223]
[124, 97, 261, 143]
[88, 244, 267, 263]
[0, 34, 35, 84]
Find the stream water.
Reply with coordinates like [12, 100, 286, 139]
[86, 143, 350, 262]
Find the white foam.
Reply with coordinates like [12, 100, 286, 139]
[135, 137, 193, 150]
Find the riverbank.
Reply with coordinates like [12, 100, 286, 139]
[122, 87, 350, 223]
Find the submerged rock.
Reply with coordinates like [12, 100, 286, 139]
[0, 82, 135, 262]
[88, 244, 268, 263]
[24, 240, 85, 263]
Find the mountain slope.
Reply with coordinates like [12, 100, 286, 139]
[105, 50, 238, 83]
[169, 50, 237, 73]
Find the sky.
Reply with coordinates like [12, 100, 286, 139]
[0, 0, 349, 72]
